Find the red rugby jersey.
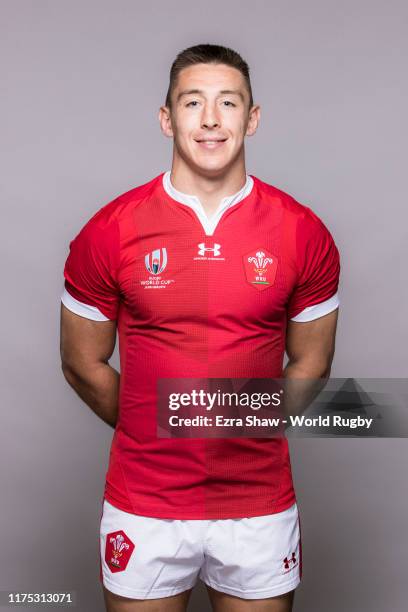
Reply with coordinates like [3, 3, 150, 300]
[62, 172, 340, 519]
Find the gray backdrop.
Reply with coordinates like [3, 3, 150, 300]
[1, 0, 407, 610]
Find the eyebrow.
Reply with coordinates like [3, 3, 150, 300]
[176, 88, 245, 103]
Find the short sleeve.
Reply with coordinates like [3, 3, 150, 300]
[288, 209, 340, 322]
[62, 213, 120, 321]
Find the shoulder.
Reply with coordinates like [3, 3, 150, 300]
[79, 173, 163, 233]
[252, 175, 332, 236]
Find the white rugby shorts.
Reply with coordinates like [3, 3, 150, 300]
[99, 499, 301, 600]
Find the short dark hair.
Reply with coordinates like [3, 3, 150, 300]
[165, 43, 254, 110]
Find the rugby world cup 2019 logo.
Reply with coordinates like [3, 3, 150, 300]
[104, 530, 135, 573]
[140, 247, 175, 289]
[145, 248, 167, 275]
[243, 248, 278, 291]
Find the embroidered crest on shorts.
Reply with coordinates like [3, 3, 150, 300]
[105, 530, 135, 573]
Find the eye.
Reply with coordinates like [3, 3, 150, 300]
[186, 100, 199, 107]
[223, 101, 236, 107]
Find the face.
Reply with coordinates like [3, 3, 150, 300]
[159, 63, 260, 176]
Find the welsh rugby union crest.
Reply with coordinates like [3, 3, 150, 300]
[105, 530, 135, 573]
[243, 248, 278, 290]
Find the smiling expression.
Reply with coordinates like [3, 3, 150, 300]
[160, 63, 260, 175]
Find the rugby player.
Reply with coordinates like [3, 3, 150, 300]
[60, 44, 340, 612]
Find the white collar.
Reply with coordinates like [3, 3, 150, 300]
[162, 170, 254, 236]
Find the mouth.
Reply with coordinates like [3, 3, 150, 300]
[195, 138, 228, 150]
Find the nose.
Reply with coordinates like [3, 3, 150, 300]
[201, 104, 220, 129]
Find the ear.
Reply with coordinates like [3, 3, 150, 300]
[246, 104, 261, 137]
[159, 106, 174, 138]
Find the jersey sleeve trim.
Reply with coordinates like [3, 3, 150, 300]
[290, 292, 339, 322]
[61, 287, 111, 321]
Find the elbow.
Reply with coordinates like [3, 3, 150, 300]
[321, 364, 332, 379]
[60, 340, 77, 382]
[61, 359, 78, 385]
[315, 353, 334, 379]
[286, 354, 334, 379]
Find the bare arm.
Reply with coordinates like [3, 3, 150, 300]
[60, 303, 119, 428]
[282, 308, 339, 418]
[285, 308, 338, 378]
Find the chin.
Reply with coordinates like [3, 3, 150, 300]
[196, 165, 229, 177]
[193, 156, 231, 173]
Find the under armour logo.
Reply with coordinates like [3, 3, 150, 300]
[283, 552, 297, 570]
[198, 243, 221, 257]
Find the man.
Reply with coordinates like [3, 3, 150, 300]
[60, 44, 340, 612]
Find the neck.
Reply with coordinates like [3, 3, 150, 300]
[169, 157, 247, 217]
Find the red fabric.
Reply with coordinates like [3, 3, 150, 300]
[287, 208, 340, 319]
[63, 173, 340, 519]
[64, 208, 120, 320]
[104, 530, 135, 573]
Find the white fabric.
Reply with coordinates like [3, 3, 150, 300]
[163, 170, 254, 236]
[290, 292, 340, 322]
[100, 499, 301, 600]
[61, 284, 339, 325]
[61, 287, 109, 321]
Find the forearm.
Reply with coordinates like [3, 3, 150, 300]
[62, 361, 120, 428]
